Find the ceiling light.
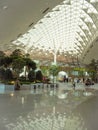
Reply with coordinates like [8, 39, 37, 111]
[28, 22, 34, 27]
[90, 0, 98, 3]
[42, 7, 50, 14]
[3, 6, 8, 10]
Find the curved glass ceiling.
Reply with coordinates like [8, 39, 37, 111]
[13, 0, 98, 59]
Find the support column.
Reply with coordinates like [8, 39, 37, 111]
[54, 52, 57, 65]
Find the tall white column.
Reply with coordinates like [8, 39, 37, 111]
[54, 52, 57, 65]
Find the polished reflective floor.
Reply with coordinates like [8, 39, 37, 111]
[0, 83, 98, 130]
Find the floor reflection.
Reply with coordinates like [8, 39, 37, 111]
[0, 86, 97, 130]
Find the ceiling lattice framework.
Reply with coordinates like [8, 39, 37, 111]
[12, 0, 98, 64]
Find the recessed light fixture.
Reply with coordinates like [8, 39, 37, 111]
[28, 22, 34, 27]
[3, 6, 8, 10]
[42, 7, 50, 14]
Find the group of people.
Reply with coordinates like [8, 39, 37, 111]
[72, 77, 95, 90]
[63, 75, 69, 83]
[85, 78, 94, 86]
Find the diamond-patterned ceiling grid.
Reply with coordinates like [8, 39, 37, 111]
[12, 0, 98, 64]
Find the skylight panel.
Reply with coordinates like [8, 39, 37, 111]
[12, 0, 98, 58]
[93, 0, 98, 2]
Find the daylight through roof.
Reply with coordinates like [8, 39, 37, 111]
[12, 0, 98, 64]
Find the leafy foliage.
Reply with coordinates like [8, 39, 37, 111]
[0, 58, 5, 66]
[0, 51, 5, 58]
[0, 67, 5, 80]
[27, 60, 36, 70]
[49, 65, 59, 76]
[12, 58, 25, 73]
[10, 49, 23, 59]
[28, 70, 36, 82]
[36, 70, 43, 82]
[86, 59, 98, 81]
[0, 49, 37, 82]
[4, 69, 13, 81]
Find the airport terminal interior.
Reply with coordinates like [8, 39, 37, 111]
[0, 0, 98, 130]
